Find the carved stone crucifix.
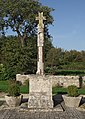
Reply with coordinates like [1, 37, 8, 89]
[36, 12, 46, 75]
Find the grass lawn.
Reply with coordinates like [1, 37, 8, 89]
[52, 87, 67, 95]
[0, 80, 29, 94]
[0, 81, 9, 93]
[20, 85, 29, 94]
[52, 87, 85, 95]
[78, 89, 85, 95]
[0, 80, 85, 95]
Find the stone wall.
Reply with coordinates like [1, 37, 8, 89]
[16, 74, 29, 84]
[49, 75, 85, 87]
[16, 74, 85, 87]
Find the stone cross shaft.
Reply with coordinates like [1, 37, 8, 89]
[36, 12, 46, 75]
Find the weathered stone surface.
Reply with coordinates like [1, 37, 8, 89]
[0, 107, 85, 119]
[62, 95, 82, 107]
[36, 12, 46, 75]
[16, 74, 29, 84]
[28, 75, 53, 108]
[5, 95, 22, 107]
[0, 94, 85, 119]
[16, 74, 85, 87]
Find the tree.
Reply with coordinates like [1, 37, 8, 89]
[46, 47, 64, 68]
[0, 35, 53, 79]
[1, 36, 37, 77]
[64, 50, 83, 63]
[0, 64, 6, 80]
[0, 0, 54, 47]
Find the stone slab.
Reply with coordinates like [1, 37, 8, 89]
[28, 75, 53, 109]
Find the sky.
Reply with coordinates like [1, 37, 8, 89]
[40, 0, 85, 51]
[6, 0, 85, 51]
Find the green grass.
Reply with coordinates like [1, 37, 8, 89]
[0, 80, 9, 93]
[78, 89, 85, 95]
[52, 87, 85, 95]
[20, 85, 29, 94]
[52, 87, 67, 94]
[0, 80, 29, 94]
[0, 80, 85, 95]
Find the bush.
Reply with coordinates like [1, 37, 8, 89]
[67, 85, 79, 97]
[45, 68, 85, 76]
[55, 70, 85, 75]
[8, 83, 20, 97]
[0, 64, 6, 80]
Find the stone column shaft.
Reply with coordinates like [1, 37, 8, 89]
[36, 12, 46, 75]
[36, 26, 44, 75]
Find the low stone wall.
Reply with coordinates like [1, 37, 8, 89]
[16, 74, 29, 84]
[16, 74, 85, 87]
[49, 75, 85, 87]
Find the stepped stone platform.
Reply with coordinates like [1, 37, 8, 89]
[0, 105, 85, 119]
[0, 94, 85, 119]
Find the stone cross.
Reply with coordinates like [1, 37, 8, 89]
[36, 12, 46, 75]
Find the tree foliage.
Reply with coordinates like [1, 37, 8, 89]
[0, 0, 54, 47]
[0, 0, 54, 80]
[45, 47, 85, 74]
[0, 36, 37, 79]
[46, 48, 64, 68]
[0, 35, 53, 80]
[1, 0, 85, 78]
[1, 36, 85, 79]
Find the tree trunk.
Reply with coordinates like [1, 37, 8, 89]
[18, 33, 27, 47]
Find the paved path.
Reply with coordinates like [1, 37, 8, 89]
[0, 107, 85, 119]
[0, 94, 85, 119]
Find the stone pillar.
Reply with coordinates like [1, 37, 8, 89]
[28, 12, 53, 109]
[36, 12, 46, 75]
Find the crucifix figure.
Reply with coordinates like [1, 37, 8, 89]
[36, 12, 46, 75]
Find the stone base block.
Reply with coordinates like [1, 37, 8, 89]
[28, 75, 53, 109]
[28, 93, 53, 108]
